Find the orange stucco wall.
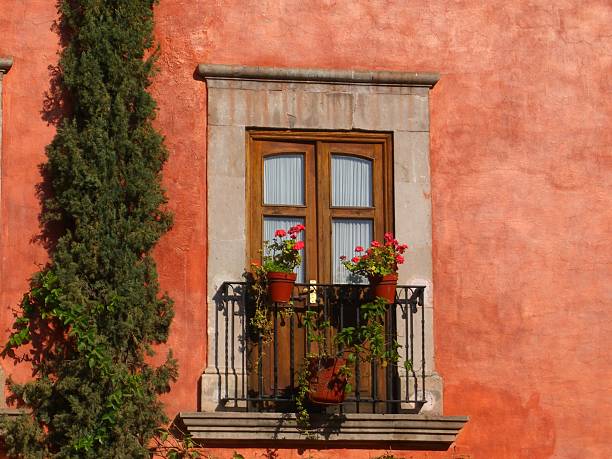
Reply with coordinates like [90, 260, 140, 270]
[1, 1, 611, 458]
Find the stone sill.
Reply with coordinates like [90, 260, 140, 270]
[178, 412, 468, 450]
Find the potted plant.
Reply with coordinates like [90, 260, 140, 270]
[340, 232, 408, 303]
[262, 225, 305, 302]
[296, 297, 402, 428]
[299, 310, 348, 406]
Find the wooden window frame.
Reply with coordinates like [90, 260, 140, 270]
[246, 130, 394, 283]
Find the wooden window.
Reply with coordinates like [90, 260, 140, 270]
[247, 131, 393, 284]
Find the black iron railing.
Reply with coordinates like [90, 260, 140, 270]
[211, 282, 427, 414]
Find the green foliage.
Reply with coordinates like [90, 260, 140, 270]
[247, 263, 296, 344]
[295, 297, 403, 431]
[334, 297, 402, 370]
[247, 264, 273, 341]
[294, 358, 313, 434]
[150, 428, 200, 458]
[2, 0, 177, 457]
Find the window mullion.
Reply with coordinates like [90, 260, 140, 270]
[315, 140, 332, 283]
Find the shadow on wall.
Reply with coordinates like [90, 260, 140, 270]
[3, 2, 68, 384]
[446, 382, 555, 458]
[30, 4, 72, 255]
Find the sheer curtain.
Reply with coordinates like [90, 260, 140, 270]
[264, 154, 304, 205]
[331, 155, 372, 207]
[262, 154, 306, 281]
[331, 154, 374, 283]
[332, 219, 373, 284]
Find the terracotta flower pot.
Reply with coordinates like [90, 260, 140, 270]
[369, 273, 398, 303]
[307, 357, 347, 405]
[267, 271, 297, 303]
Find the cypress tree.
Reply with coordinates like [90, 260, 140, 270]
[2, 1, 176, 457]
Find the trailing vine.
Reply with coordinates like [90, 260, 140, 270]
[150, 427, 200, 459]
[294, 297, 404, 433]
[247, 264, 273, 343]
[1, 1, 176, 457]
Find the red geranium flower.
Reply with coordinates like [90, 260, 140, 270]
[275, 229, 286, 237]
[289, 224, 305, 235]
[339, 232, 408, 278]
[293, 241, 305, 250]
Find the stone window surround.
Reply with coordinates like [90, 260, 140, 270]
[183, 64, 467, 447]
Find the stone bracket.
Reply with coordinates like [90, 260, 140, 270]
[0, 57, 12, 75]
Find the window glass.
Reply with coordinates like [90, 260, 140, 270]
[332, 218, 373, 283]
[264, 154, 305, 205]
[331, 154, 373, 207]
[249, 134, 390, 284]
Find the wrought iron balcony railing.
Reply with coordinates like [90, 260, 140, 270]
[210, 282, 428, 414]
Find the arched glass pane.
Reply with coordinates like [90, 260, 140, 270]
[263, 216, 306, 283]
[264, 154, 305, 205]
[332, 218, 373, 284]
[331, 155, 373, 207]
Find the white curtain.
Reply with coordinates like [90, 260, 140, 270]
[332, 219, 373, 284]
[263, 216, 306, 282]
[264, 154, 305, 205]
[331, 155, 372, 207]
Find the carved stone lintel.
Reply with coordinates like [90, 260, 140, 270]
[198, 63, 439, 88]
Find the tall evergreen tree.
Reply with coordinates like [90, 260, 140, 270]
[2, 1, 176, 457]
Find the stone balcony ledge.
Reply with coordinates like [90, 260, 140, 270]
[178, 411, 468, 450]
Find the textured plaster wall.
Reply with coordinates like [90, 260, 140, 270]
[1, 1, 611, 458]
[0, 0, 59, 392]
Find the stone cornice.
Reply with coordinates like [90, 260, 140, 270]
[178, 412, 467, 449]
[0, 57, 13, 74]
[198, 64, 439, 88]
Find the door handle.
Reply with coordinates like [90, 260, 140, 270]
[309, 280, 317, 304]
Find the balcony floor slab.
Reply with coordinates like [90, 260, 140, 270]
[178, 411, 468, 450]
